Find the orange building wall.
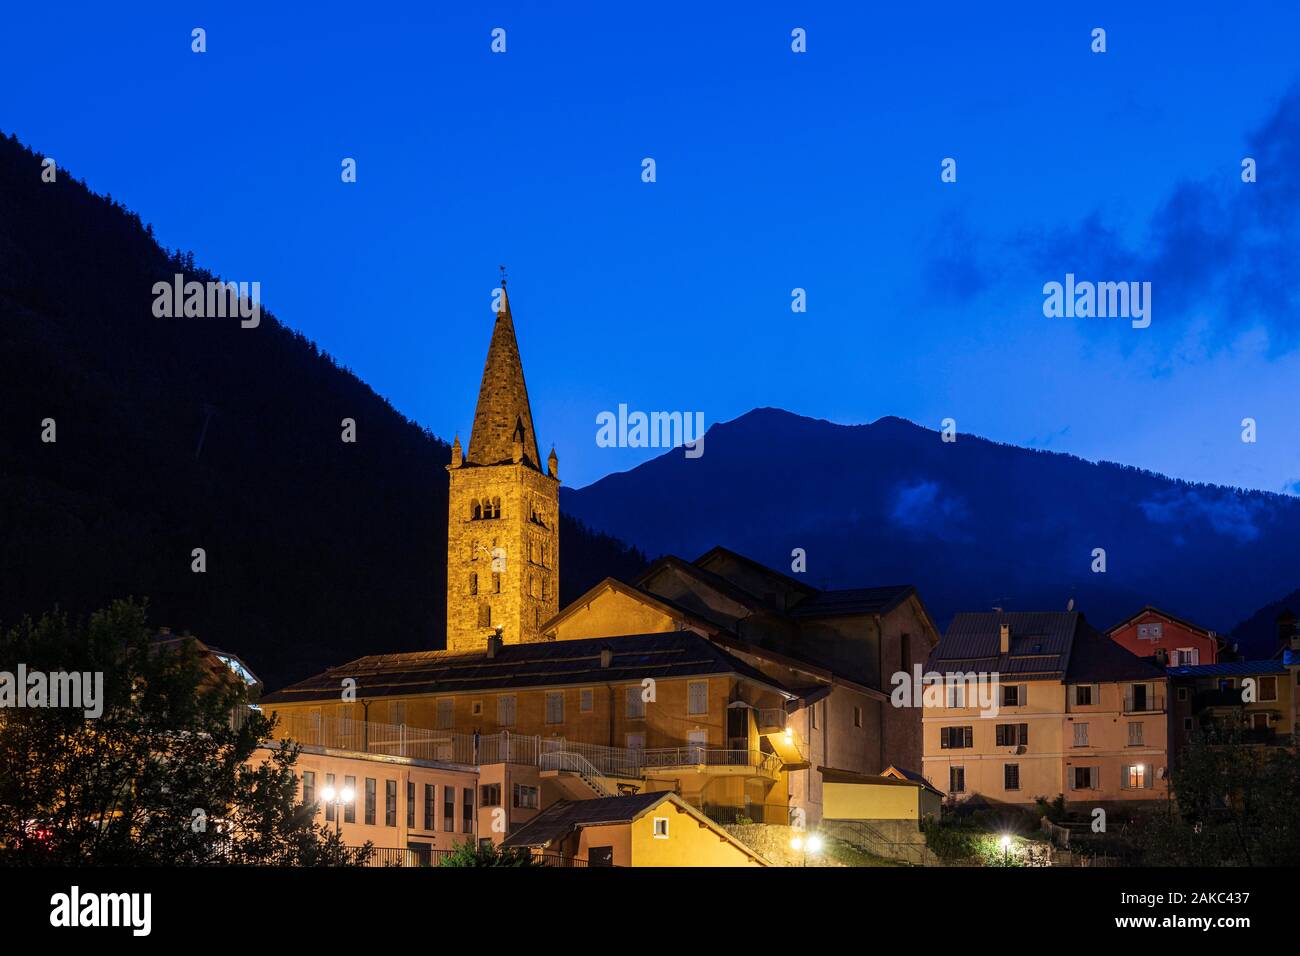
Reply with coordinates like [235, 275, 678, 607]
[1108, 610, 1218, 665]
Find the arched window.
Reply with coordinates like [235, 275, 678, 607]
[491, 497, 501, 518]
[471, 501, 482, 521]
[469, 572, 478, 596]
[492, 572, 502, 594]
[478, 603, 491, 627]
[530, 574, 539, 598]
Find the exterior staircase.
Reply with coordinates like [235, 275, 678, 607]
[821, 819, 938, 866]
[538, 751, 615, 798]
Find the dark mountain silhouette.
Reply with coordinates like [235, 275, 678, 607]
[563, 407, 1300, 655]
[1229, 591, 1299, 660]
[0, 132, 644, 689]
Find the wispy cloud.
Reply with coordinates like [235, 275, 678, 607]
[1138, 489, 1270, 543]
[935, 87, 1300, 354]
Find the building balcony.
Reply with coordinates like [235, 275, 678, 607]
[754, 708, 788, 735]
[640, 748, 783, 780]
[1122, 693, 1165, 714]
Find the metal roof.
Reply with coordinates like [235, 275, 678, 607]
[1167, 660, 1289, 678]
[259, 630, 789, 704]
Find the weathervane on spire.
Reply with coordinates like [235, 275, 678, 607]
[499, 264, 507, 288]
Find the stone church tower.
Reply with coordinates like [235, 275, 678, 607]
[446, 279, 560, 652]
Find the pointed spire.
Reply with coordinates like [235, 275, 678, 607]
[466, 272, 542, 468]
[450, 434, 463, 469]
[547, 445, 559, 479]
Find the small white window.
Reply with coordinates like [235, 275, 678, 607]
[652, 817, 669, 839]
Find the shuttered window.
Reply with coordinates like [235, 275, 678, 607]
[497, 694, 516, 726]
[545, 691, 564, 724]
[436, 698, 454, 730]
[949, 766, 965, 793]
[626, 686, 646, 719]
[941, 726, 973, 749]
[687, 681, 708, 716]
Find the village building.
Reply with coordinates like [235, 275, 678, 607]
[253, 280, 942, 864]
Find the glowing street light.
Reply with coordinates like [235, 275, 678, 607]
[790, 832, 823, 866]
[1000, 833, 1012, 865]
[320, 783, 356, 837]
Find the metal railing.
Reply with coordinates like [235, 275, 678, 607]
[537, 751, 615, 797]
[701, 802, 791, 826]
[641, 748, 782, 778]
[273, 713, 781, 779]
[822, 819, 936, 867]
[1122, 693, 1166, 714]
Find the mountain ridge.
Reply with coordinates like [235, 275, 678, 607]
[563, 406, 1300, 658]
[0, 131, 645, 689]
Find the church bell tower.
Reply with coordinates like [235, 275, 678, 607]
[446, 276, 560, 652]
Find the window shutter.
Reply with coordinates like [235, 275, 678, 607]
[1120, 766, 1129, 790]
[1018, 685, 1027, 706]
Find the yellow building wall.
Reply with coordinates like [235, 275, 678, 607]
[823, 781, 931, 820]
[546, 589, 680, 641]
[267, 674, 778, 752]
[623, 802, 764, 866]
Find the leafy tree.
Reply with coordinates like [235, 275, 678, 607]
[1136, 728, 1300, 866]
[0, 599, 370, 865]
[438, 840, 542, 867]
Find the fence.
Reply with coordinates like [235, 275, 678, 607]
[348, 845, 591, 868]
[275, 713, 782, 781]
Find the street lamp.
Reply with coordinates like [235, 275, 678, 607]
[1000, 833, 1011, 865]
[320, 784, 356, 837]
[790, 832, 823, 867]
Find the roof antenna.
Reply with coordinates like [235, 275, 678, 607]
[499, 264, 507, 287]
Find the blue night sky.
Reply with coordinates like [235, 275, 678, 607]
[4, 1, 1300, 492]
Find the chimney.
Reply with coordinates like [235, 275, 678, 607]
[999, 623, 1010, 654]
[600, 647, 614, 668]
[486, 630, 503, 658]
